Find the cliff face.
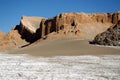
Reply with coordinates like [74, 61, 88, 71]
[16, 16, 45, 43]
[91, 20, 120, 46]
[0, 11, 120, 50]
[12, 11, 120, 43]
[36, 11, 120, 40]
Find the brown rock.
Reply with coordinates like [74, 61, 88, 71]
[0, 11, 120, 50]
[0, 29, 27, 50]
[112, 11, 120, 24]
[16, 16, 45, 43]
[6, 29, 27, 45]
[91, 20, 120, 46]
[12, 11, 120, 43]
[0, 31, 5, 40]
[36, 11, 120, 40]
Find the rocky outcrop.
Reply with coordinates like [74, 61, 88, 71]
[36, 11, 120, 40]
[6, 29, 27, 45]
[0, 29, 27, 50]
[16, 16, 45, 43]
[0, 31, 5, 40]
[0, 11, 120, 50]
[12, 11, 120, 43]
[91, 20, 120, 46]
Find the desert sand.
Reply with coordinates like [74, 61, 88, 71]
[8, 37, 120, 57]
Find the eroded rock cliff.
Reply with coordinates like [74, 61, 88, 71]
[36, 11, 120, 40]
[0, 11, 120, 50]
[16, 16, 45, 43]
[8, 11, 120, 43]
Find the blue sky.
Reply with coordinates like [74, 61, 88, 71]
[0, 0, 120, 33]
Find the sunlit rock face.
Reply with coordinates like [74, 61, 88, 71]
[0, 29, 27, 50]
[36, 11, 120, 40]
[11, 11, 120, 43]
[16, 16, 45, 43]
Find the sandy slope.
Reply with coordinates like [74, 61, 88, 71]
[1, 38, 120, 80]
[9, 38, 120, 56]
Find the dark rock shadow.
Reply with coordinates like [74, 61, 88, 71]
[20, 43, 31, 48]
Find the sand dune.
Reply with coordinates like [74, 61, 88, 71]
[9, 38, 120, 56]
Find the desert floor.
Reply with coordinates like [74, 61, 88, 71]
[1, 38, 120, 80]
[9, 38, 120, 56]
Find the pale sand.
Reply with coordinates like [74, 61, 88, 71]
[9, 38, 120, 56]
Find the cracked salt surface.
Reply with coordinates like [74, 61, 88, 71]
[0, 53, 120, 80]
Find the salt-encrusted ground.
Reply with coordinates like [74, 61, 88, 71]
[0, 53, 120, 80]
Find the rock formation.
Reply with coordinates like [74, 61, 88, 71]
[15, 16, 45, 43]
[0, 29, 27, 50]
[90, 20, 120, 46]
[0, 31, 5, 40]
[36, 11, 120, 40]
[6, 29, 27, 45]
[2, 11, 120, 46]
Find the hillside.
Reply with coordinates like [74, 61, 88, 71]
[0, 11, 120, 51]
[16, 11, 120, 43]
[91, 20, 120, 46]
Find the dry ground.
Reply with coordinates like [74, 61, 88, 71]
[9, 37, 120, 56]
